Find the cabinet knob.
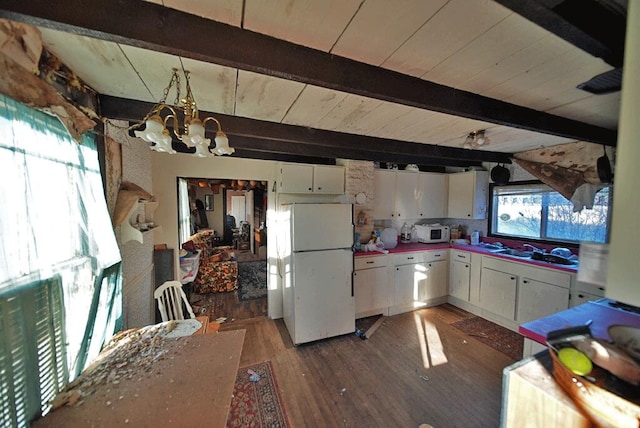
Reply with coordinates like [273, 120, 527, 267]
[510, 276, 515, 280]
[407, 257, 414, 260]
[523, 280, 528, 284]
[465, 265, 469, 268]
[578, 294, 584, 298]
[434, 254, 441, 257]
[308, 187, 312, 191]
[457, 254, 465, 259]
[317, 187, 322, 190]
[366, 261, 374, 264]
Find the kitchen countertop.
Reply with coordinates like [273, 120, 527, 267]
[355, 241, 578, 272]
[519, 298, 640, 345]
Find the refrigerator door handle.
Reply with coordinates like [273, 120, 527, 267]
[351, 272, 354, 297]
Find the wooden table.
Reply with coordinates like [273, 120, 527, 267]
[33, 329, 245, 427]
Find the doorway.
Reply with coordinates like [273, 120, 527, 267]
[177, 177, 268, 322]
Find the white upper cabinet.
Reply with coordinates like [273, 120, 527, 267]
[373, 169, 399, 219]
[417, 172, 447, 219]
[447, 171, 489, 219]
[373, 169, 447, 220]
[278, 163, 345, 194]
[313, 165, 345, 194]
[395, 171, 420, 219]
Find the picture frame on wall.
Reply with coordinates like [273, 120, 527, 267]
[205, 194, 214, 211]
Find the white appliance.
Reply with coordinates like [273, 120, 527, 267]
[281, 203, 354, 345]
[414, 224, 450, 243]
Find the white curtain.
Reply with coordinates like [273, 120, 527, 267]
[178, 177, 191, 245]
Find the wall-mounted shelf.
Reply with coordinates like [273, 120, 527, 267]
[121, 199, 159, 244]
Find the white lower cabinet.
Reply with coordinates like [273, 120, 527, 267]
[354, 255, 390, 318]
[449, 250, 471, 301]
[570, 279, 606, 308]
[516, 278, 569, 324]
[421, 254, 448, 301]
[480, 267, 518, 320]
[389, 250, 448, 315]
[392, 252, 425, 312]
[394, 263, 424, 307]
[476, 256, 571, 331]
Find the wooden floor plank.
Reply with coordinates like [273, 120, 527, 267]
[220, 304, 511, 427]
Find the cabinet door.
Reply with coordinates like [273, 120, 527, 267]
[395, 171, 419, 219]
[570, 291, 601, 308]
[418, 173, 447, 218]
[422, 260, 448, 300]
[517, 278, 569, 323]
[394, 263, 427, 306]
[354, 267, 389, 316]
[279, 163, 313, 193]
[472, 171, 489, 219]
[373, 170, 398, 219]
[450, 259, 471, 301]
[447, 172, 474, 218]
[479, 267, 517, 320]
[314, 165, 345, 194]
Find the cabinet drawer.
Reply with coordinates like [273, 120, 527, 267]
[394, 252, 424, 265]
[424, 249, 448, 262]
[574, 280, 606, 297]
[355, 255, 388, 270]
[451, 250, 471, 262]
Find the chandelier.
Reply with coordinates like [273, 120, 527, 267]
[134, 67, 234, 157]
[462, 130, 490, 149]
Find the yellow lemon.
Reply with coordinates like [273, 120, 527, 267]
[558, 347, 593, 376]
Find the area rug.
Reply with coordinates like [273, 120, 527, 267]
[237, 261, 267, 301]
[227, 360, 290, 428]
[451, 317, 524, 360]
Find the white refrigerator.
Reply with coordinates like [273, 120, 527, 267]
[281, 203, 354, 345]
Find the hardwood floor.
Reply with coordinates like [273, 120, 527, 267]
[219, 304, 513, 427]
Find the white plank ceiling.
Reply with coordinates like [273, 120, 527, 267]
[34, 0, 620, 155]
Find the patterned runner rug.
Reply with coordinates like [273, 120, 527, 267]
[451, 316, 524, 360]
[237, 261, 267, 302]
[227, 361, 290, 428]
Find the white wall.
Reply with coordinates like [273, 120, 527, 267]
[150, 152, 283, 318]
[606, 1, 640, 307]
[107, 121, 155, 328]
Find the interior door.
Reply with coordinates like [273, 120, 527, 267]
[231, 195, 246, 224]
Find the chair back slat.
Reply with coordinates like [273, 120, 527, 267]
[153, 281, 195, 322]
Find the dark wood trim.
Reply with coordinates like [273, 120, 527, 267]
[108, 95, 507, 165]
[0, 0, 617, 146]
[494, 0, 625, 68]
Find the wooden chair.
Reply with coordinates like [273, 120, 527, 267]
[154, 280, 196, 322]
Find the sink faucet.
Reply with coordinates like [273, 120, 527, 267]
[522, 244, 543, 253]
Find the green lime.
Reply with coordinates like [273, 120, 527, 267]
[558, 347, 593, 376]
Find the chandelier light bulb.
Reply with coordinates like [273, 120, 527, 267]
[213, 131, 235, 155]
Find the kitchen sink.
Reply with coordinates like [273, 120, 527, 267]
[492, 248, 533, 258]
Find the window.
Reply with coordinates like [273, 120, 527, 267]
[0, 94, 122, 427]
[489, 181, 611, 245]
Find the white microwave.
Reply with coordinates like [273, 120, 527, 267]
[414, 225, 450, 244]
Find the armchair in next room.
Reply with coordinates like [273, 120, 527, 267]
[185, 230, 239, 294]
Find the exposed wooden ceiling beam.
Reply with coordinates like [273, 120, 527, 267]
[0, 0, 617, 146]
[495, 0, 626, 68]
[214, 135, 483, 168]
[102, 95, 509, 165]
